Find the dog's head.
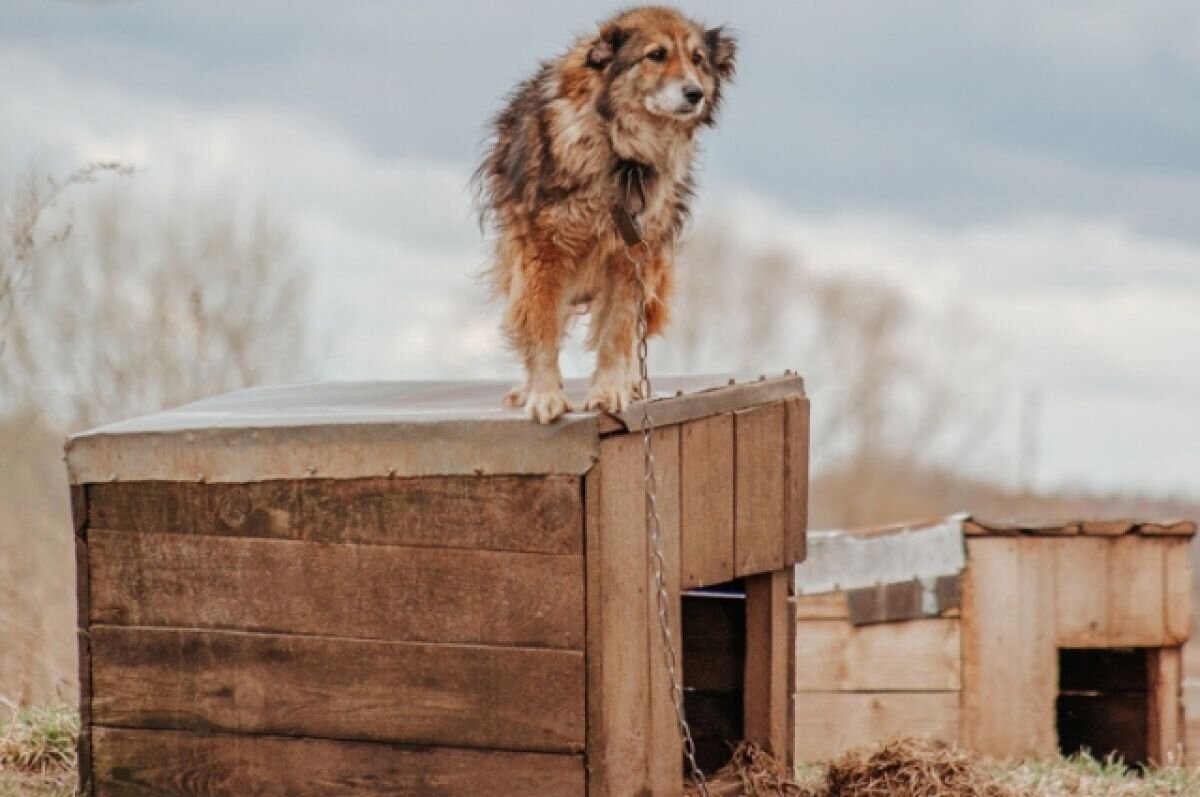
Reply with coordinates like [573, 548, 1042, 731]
[586, 7, 737, 127]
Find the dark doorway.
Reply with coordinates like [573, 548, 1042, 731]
[1057, 648, 1150, 766]
[681, 582, 745, 774]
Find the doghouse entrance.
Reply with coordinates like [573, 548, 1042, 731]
[681, 581, 746, 774]
[1057, 648, 1150, 766]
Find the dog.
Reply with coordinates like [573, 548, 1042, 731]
[475, 6, 736, 423]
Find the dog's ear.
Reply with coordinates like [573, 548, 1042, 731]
[704, 26, 737, 79]
[586, 24, 627, 70]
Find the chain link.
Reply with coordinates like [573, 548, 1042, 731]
[625, 241, 710, 797]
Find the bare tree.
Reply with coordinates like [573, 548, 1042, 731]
[0, 175, 309, 709]
[0, 183, 308, 431]
[661, 222, 1006, 527]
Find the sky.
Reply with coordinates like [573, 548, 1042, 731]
[1, 1, 1198, 498]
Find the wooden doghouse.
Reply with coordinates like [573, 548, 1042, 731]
[791, 515, 1195, 765]
[66, 375, 809, 797]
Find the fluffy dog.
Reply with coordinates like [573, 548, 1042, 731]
[475, 6, 736, 423]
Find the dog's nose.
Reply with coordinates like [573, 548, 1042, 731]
[682, 85, 704, 105]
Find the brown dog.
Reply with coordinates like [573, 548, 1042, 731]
[475, 6, 736, 423]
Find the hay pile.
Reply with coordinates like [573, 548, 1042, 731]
[690, 739, 1027, 797]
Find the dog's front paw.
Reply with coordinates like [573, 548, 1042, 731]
[502, 384, 529, 408]
[584, 379, 633, 414]
[526, 387, 572, 424]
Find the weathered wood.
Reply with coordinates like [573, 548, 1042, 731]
[90, 626, 584, 753]
[682, 593, 745, 692]
[1080, 520, 1135, 536]
[1148, 647, 1184, 765]
[88, 475, 582, 555]
[1053, 537, 1109, 647]
[91, 727, 584, 797]
[734, 404, 786, 577]
[680, 414, 734, 589]
[1139, 520, 1198, 536]
[783, 397, 809, 565]
[1165, 540, 1192, 645]
[72, 486, 93, 797]
[793, 692, 959, 763]
[1108, 535, 1166, 645]
[845, 576, 961, 625]
[962, 538, 1057, 757]
[744, 570, 791, 763]
[794, 619, 960, 692]
[647, 425, 683, 797]
[792, 591, 847, 620]
[586, 434, 650, 797]
[89, 530, 582, 649]
[1183, 682, 1200, 766]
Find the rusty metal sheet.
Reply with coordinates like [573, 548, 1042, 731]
[65, 374, 803, 484]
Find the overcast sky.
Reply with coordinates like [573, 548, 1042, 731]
[2, 1, 1198, 498]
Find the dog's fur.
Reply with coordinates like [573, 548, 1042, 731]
[475, 6, 736, 423]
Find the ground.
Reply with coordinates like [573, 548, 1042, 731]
[4, 708, 1200, 796]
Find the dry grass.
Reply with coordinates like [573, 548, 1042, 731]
[0, 707, 76, 797]
[693, 739, 1200, 797]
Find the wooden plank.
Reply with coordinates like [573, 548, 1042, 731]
[794, 619, 960, 692]
[92, 727, 584, 797]
[91, 626, 584, 753]
[744, 570, 791, 763]
[793, 692, 959, 763]
[1108, 536, 1166, 645]
[680, 414, 734, 589]
[87, 475, 582, 555]
[1053, 537, 1109, 647]
[586, 434, 650, 797]
[1148, 647, 1184, 765]
[783, 397, 809, 565]
[1139, 520, 1198, 537]
[734, 404, 786, 577]
[1080, 520, 1135, 537]
[89, 530, 582, 649]
[1183, 682, 1200, 766]
[647, 425, 683, 797]
[961, 538, 1057, 757]
[793, 591, 847, 620]
[72, 486, 93, 797]
[1165, 540, 1192, 645]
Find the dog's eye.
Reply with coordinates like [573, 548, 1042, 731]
[646, 47, 667, 62]
[692, 50, 704, 66]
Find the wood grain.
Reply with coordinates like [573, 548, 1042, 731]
[793, 692, 960, 763]
[1053, 536, 1109, 647]
[1164, 540, 1192, 645]
[794, 619, 961, 692]
[72, 486, 93, 797]
[961, 538, 1057, 757]
[1148, 647, 1184, 765]
[680, 414, 735, 589]
[586, 434, 650, 797]
[1108, 535, 1166, 645]
[783, 397, 810, 565]
[792, 591, 848, 620]
[90, 626, 584, 753]
[734, 405, 786, 577]
[88, 475, 582, 554]
[89, 530, 583, 649]
[744, 570, 791, 763]
[646, 426, 683, 797]
[91, 727, 584, 797]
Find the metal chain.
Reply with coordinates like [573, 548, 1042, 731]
[625, 241, 710, 797]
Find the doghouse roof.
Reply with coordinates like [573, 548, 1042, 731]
[65, 373, 804, 484]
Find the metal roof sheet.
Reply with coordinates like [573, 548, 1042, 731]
[65, 372, 804, 484]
